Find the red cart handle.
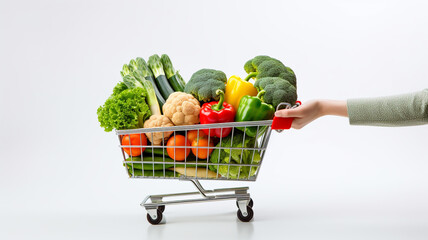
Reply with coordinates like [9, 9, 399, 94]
[271, 101, 301, 132]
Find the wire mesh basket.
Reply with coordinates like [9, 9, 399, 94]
[116, 120, 274, 181]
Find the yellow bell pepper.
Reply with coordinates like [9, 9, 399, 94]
[224, 75, 258, 111]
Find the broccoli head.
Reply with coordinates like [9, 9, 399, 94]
[254, 77, 297, 108]
[244, 59, 256, 73]
[244, 55, 296, 87]
[251, 55, 274, 67]
[184, 68, 227, 102]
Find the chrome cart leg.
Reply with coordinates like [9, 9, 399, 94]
[189, 179, 210, 198]
[141, 180, 254, 224]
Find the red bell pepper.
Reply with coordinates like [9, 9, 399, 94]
[200, 90, 236, 138]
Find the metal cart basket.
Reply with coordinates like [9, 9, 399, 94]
[116, 119, 280, 224]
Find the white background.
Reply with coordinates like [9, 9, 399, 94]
[1, 0, 428, 239]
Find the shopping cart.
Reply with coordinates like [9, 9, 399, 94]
[116, 102, 299, 224]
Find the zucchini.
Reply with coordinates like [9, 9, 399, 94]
[155, 75, 175, 100]
[167, 75, 184, 92]
[161, 54, 185, 92]
[148, 54, 175, 100]
[132, 57, 165, 109]
[175, 71, 186, 89]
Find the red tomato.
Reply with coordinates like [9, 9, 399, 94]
[121, 133, 147, 156]
[191, 138, 214, 159]
[186, 130, 207, 143]
[167, 135, 191, 161]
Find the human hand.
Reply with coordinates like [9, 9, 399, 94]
[274, 100, 348, 129]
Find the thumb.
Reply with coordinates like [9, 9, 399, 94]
[275, 108, 300, 118]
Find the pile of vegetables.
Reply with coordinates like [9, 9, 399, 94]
[97, 54, 297, 179]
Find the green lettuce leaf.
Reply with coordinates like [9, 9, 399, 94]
[97, 86, 150, 132]
[209, 130, 261, 179]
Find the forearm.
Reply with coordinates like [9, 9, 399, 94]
[319, 100, 348, 118]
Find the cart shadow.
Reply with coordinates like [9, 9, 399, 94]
[164, 210, 237, 223]
[145, 211, 254, 238]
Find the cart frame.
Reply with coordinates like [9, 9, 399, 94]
[116, 119, 277, 224]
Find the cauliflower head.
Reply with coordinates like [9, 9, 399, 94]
[143, 115, 174, 145]
[163, 92, 201, 125]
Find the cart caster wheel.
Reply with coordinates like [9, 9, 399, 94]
[237, 206, 254, 222]
[147, 209, 163, 225]
[157, 205, 165, 213]
[236, 198, 253, 208]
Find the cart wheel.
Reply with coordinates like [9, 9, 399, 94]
[237, 206, 254, 222]
[147, 209, 163, 225]
[158, 205, 165, 213]
[236, 198, 254, 208]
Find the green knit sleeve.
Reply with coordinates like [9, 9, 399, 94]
[347, 89, 428, 126]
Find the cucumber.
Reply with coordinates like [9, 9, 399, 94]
[127, 167, 177, 177]
[144, 147, 167, 156]
[125, 155, 175, 170]
[155, 75, 175, 100]
[168, 75, 184, 92]
[148, 54, 175, 100]
[175, 71, 187, 89]
[125, 155, 211, 170]
[145, 75, 165, 109]
[160, 54, 184, 92]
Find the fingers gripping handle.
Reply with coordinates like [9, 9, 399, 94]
[272, 101, 301, 132]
